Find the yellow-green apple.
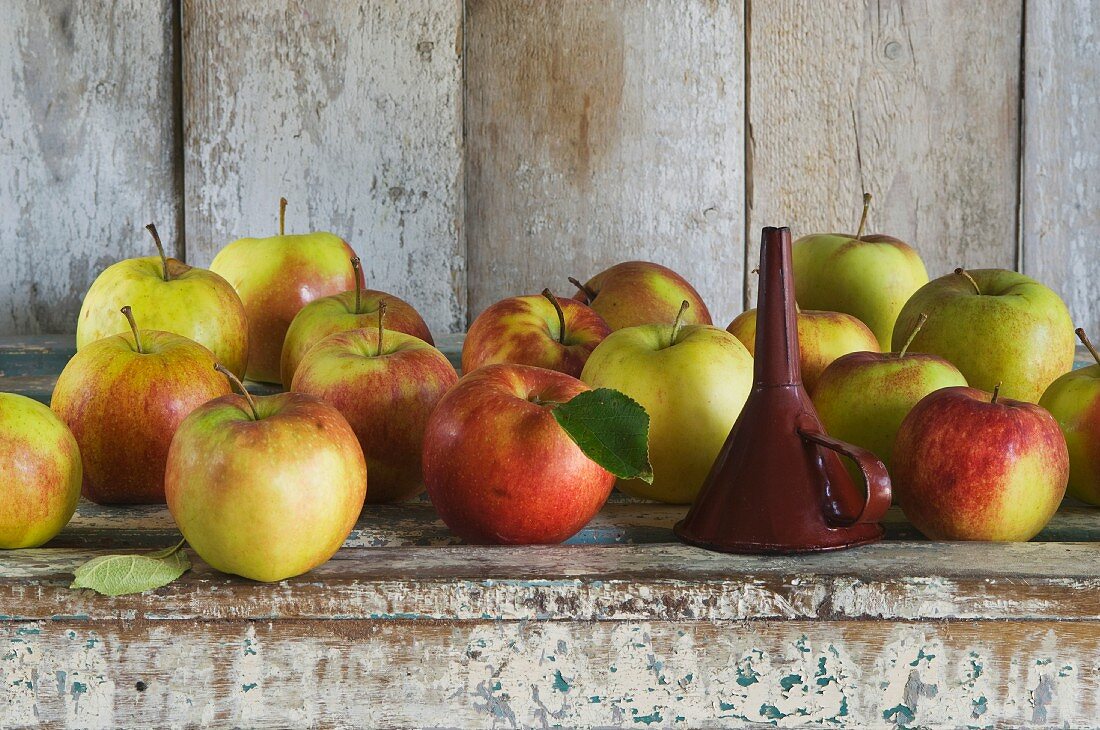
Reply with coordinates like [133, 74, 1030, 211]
[77, 224, 249, 377]
[812, 313, 968, 477]
[52, 307, 231, 505]
[281, 257, 433, 385]
[210, 198, 358, 384]
[893, 268, 1075, 402]
[463, 289, 611, 377]
[166, 367, 367, 581]
[727, 307, 879, 393]
[292, 305, 458, 503]
[0, 393, 82, 548]
[581, 302, 753, 504]
[793, 193, 929, 349]
[570, 261, 712, 330]
[423, 364, 615, 544]
[1038, 328, 1100, 505]
[892, 385, 1069, 540]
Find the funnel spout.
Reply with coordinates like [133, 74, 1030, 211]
[754, 227, 800, 386]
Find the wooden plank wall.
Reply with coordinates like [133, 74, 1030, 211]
[0, 0, 1096, 337]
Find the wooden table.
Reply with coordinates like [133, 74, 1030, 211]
[1, 337, 1098, 728]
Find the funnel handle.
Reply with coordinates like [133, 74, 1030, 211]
[798, 428, 892, 525]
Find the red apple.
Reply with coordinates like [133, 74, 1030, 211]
[1038, 328, 1100, 505]
[291, 308, 458, 503]
[893, 385, 1069, 541]
[462, 289, 610, 377]
[52, 307, 231, 504]
[281, 256, 433, 386]
[423, 364, 615, 544]
[570, 261, 712, 330]
[166, 370, 367, 582]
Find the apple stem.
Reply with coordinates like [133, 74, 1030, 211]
[376, 300, 387, 357]
[990, 381, 1002, 404]
[670, 300, 690, 347]
[145, 223, 170, 282]
[855, 192, 872, 241]
[897, 312, 929, 358]
[541, 288, 567, 344]
[214, 363, 260, 420]
[279, 197, 288, 236]
[568, 276, 597, 304]
[1077, 328, 1100, 367]
[351, 257, 364, 315]
[120, 306, 144, 354]
[954, 267, 982, 295]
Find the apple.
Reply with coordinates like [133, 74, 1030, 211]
[1038, 328, 1100, 505]
[210, 198, 358, 384]
[281, 256, 433, 385]
[166, 367, 367, 581]
[892, 384, 1069, 540]
[422, 363, 615, 544]
[292, 304, 458, 503]
[793, 193, 929, 349]
[52, 307, 231, 504]
[812, 313, 968, 476]
[892, 268, 1075, 402]
[569, 261, 712, 330]
[77, 223, 249, 377]
[727, 307, 879, 393]
[581, 302, 754, 504]
[463, 289, 611, 377]
[0, 393, 82, 548]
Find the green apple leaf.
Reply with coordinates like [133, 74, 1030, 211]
[552, 388, 654, 483]
[70, 539, 190, 596]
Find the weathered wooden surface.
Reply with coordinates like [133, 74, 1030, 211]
[465, 0, 746, 325]
[181, 0, 466, 334]
[1022, 0, 1100, 336]
[744, 0, 1023, 304]
[0, 1, 181, 335]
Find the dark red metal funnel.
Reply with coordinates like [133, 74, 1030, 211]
[674, 227, 892, 553]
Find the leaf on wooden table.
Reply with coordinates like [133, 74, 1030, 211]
[70, 539, 190, 596]
[552, 387, 653, 483]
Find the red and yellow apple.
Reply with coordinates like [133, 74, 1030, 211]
[77, 224, 249, 377]
[281, 257, 433, 385]
[166, 377, 367, 582]
[463, 290, 610, 377]
[210, 198, 358, 384]
[1038, 328, 1100, 505]
[423, 364, 615, 544]
[292, 315, 458, 503]
[570, 261, 712, 330]
[0, 393, 82, 548]
[727, 307, 879, 393]
[52, 307, 231, 504]
[893, 385, 1069, 540]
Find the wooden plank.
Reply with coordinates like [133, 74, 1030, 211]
[0, 1, 181, 336]
[745, 0, 1022, 305]
[3, 619, 1097, 728]
[1022, 0, 1100, 335]
[181, 0, 466, 333]
[465, 0, 745, 325]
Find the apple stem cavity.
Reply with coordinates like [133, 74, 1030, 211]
[145, 223, 170, 282]
[120, 306, 144, 354]
[376, 300, 388, 357]
[670, 300, 690, 348]
[541, 288, 567, 344]
[954, 267, 982, 295]
[214, 363, 260, 421]
[568, 276, 597, 303]
[855, 192, 872, 241]
[1076, 328, 1100, 367]
[897, 312, 929, 358]
[991, 381, 1002, 404]
[278, 197, 288, 236]
[351, 257, 364, 315]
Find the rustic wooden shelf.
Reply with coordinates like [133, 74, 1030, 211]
[1, 336, 1097, 728]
